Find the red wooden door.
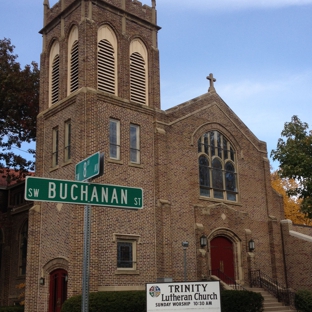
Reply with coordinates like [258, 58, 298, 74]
[49, 269, 68, 312]
[210, 236, 235, 283]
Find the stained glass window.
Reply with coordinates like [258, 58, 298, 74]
[198, 130, 237, 201]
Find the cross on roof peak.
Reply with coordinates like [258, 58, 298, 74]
[206, 73, 216, 93]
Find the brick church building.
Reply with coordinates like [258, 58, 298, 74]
[1, 0, 312, 311]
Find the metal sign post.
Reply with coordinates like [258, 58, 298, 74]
[78, 153, 102, 312]
[82, 203, 91, 312]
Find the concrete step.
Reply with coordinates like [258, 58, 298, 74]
[245, 287, 295, 312]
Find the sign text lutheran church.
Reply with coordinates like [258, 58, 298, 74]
[146, 281, 221, 311]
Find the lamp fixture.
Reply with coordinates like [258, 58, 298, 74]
[182, 241, 189, 249]
[200, 235, 207, 248]
[248, 239, 255, 252]
[39, 277, 45, 286]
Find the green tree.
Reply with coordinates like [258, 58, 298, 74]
[0, 38, 39, 180]
[271, 115, 312, 218]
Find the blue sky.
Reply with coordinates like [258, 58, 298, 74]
[1, 0, 312, 169]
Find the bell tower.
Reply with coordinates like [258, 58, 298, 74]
[35, 0, 161, 176]
[25, 1, 162, 311]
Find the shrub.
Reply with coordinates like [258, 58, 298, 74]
[295, 290, 312, 312]
[62, 289, 263, 312]
[0, 307, 24, 312]
[221, 290, 263, 312]
[61, 291, 146, 312]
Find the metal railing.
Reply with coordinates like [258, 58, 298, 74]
[209, 269, 246, 291]
[249, 270, 295, 308]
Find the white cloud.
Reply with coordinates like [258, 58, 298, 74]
[157, 0, 312, 11]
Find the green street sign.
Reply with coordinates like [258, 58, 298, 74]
[75, 152, 102, 181]
[25, 176, 143, 209]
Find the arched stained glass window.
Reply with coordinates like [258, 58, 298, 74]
[198, 130, 237, 201]
[199, 156, 210, 197]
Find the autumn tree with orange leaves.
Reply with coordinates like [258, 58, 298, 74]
[271, 170, 311, 225]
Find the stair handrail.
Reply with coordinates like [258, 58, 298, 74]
[249, 270, 295, 308]
[209, 269, 246, 291]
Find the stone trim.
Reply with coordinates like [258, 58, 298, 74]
[42, 257, 69, 274]
[289, 231, 312, 243]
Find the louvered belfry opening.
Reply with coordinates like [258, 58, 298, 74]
[98, 39, 115, 94]
[130, 52, 146, 105]
[70, 40, 79, 93]
[51, 55, 60, 104]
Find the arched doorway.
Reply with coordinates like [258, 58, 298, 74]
[210, 236, 235, 284]
[49, 269, 68, 312]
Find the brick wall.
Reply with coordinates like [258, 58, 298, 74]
[281, 220, 312, 290]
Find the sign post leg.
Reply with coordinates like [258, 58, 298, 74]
[82, 205, 91, 312]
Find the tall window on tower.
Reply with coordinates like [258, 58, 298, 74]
[49, 41, 60, 106]
[52, 127, 59, 167]
[109, 119, 120, 160]
[97, 26, 117, 95]
[198, 131, 237, 201]
[130, 124, 140, 164]
[68, 26, 79, 94]
[130, 39, 148, 105]
[64, 120, 71, 162]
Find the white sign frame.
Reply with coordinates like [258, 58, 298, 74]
[146, 281, 221, 312]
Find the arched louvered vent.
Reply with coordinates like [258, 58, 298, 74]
[130, 52, 146, 105]
[51, 55, 60, 104]
[98, 39, 115, 94]
[70, 40, 79, 92]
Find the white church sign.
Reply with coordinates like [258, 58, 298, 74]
[146, 281, 221, 311]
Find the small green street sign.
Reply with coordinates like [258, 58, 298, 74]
[75, 152, 101, 181]
[25, 176, 143, 209]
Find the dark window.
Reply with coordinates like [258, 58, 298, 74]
[52, 127, 59, 167]
[109, 119, 120, 160]
[199, 156, 210, 197]
[64, 120, 71, 161]
[0, 230, 3, 275]
[117, 242, 133, 268]
[19, 221, 28, 275]
[130, 124, 140, 163]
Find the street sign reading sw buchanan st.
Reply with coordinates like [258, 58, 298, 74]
[25, 176, 143, 209]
